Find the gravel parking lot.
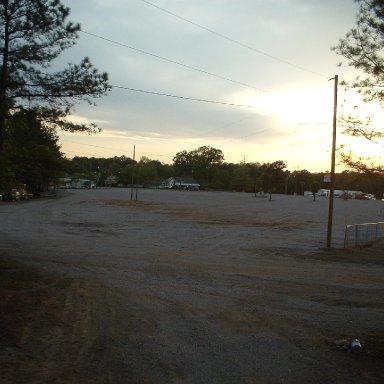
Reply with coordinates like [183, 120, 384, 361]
[1, 188, 384, 383]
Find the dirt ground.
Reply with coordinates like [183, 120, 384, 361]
[1, 188, 384, 383]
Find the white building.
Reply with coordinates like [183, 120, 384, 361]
[165, 177, 200, 191]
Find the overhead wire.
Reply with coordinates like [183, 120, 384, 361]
[139, 0, 329, 79]
[81, 30, 270, 93]
[111, 85, 256, 108]
[60, 135, 180, 160]
[68, 6, 335, 162]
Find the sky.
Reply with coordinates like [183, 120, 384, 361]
[56, 0, 370, 172]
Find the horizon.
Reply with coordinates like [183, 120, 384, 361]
[57, 0, 378, 174]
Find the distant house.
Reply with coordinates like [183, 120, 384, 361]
[74, 179, 96, 189]
[59, 178, 95, 189]
[165, 177, 200, 191]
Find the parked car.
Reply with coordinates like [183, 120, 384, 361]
[355, 193, 370, 200]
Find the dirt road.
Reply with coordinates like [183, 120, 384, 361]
[1, 189, 384, 383]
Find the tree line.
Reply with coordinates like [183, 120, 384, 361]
[1, 1, 384, 198]
[2, 125, 384, 198]
[65, 146, 384, 198]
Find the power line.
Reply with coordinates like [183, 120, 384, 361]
[62, 148, 103, 157]
[81, 30, 270, 93]
[111, 85, 256, 108]
[60, 137, 114, 150]
[60, 137, 176, 159]
[139, 0, 328, 79]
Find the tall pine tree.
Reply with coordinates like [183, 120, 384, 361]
[1, 110, 64, 194]
[0, 0, 110, 154]
[333, 0, 384, 172]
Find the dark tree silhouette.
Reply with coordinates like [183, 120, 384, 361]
[0, 0, 110, 154]
[332, 0, 384, 172]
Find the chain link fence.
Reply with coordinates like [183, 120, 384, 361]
[344, 222, 384, 248]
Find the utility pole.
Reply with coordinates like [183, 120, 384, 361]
[326, 75, 338, 248]
[130, 144, 135, 200]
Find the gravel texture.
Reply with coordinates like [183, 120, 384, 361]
[1, 188, 384, 383]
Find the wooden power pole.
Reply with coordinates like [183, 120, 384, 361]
[326, 75, 338, 248]
[130, 144, 135, 200]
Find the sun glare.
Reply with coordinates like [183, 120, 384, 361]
[241, 85, 333, 128]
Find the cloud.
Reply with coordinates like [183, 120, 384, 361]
[58, 0, 360, 171]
